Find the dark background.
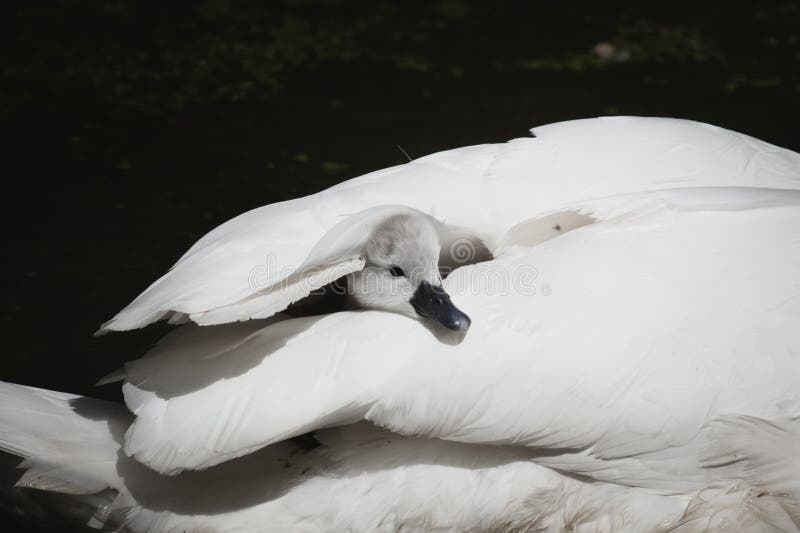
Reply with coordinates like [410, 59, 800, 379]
[3, 0, 799, 403]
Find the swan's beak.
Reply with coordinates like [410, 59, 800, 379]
[411, 281, 471, 332]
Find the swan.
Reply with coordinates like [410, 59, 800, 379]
[344, 209, 473, 331]
[1, 118, 799, 531]
[3, 186, 798, 532]
[246, 205, 477, 333]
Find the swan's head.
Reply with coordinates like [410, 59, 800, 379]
[348, 213, 471, 333]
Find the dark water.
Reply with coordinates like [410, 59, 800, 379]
[2, 1, 799, 529]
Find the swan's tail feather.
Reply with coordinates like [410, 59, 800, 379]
[0, 381, 132, 530]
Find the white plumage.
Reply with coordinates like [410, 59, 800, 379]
[2, 117, 799, 532]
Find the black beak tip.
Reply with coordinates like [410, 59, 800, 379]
[447, 313, 471, 332]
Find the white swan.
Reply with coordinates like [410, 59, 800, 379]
[1, 118, 799, 531]
[3, 187, 797, 531]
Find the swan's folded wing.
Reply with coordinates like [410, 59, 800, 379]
[99, 117, 800, 332]
[118, 188, 800, 487]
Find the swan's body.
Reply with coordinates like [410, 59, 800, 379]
[2, 117, 800, 531]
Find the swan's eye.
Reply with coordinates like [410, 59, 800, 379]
[388, 266, 405, 278]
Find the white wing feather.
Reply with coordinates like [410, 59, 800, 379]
[100, 117, 800, 332]
[0, 384, 130, 495]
